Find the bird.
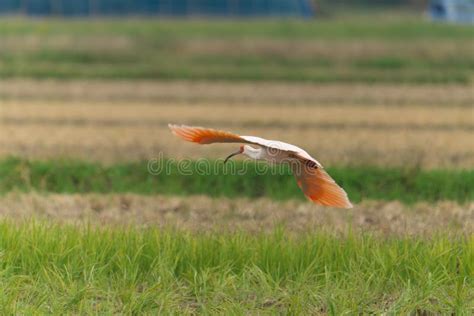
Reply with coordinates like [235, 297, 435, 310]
[168, 124, 353, 208]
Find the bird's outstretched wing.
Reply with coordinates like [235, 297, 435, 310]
[170, 124, 351, 208]
[169, 124, 246, 144]
[169, 124, 316, 160]
[291, 164, 353, 209]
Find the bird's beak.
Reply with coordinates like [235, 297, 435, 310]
[224, 150, 241, 164]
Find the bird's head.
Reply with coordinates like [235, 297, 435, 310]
[224, 145, 244, 164]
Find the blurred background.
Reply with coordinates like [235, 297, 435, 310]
[1, 0, 473, 165]
[0, 0, 473, 20]
[0, 3, 473, 312]
[0, 0, 473, 229]
[1, 0, 473, 19]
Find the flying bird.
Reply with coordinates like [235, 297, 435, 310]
[169, 124, 352, 208]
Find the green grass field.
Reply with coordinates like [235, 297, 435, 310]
[0, 221, 471, 314]
[1, 158, 473, 204]
[1, 16, 473, 83]
[1, 13, 473, 314]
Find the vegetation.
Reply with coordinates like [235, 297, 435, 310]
[1, 16, 473, 83]
[1, 14, 472, 314]
[1, 158, 472, 203]
[2, 192, 472, 235]
[2, 15, 473, 39]
[2, 84, 473, 169]
[0, 221, 471, 314]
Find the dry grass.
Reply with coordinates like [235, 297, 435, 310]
[1, 34, 134, 53]
[1, 80, 473, 106]
[1, 122, 473, 167]
[1, 81, 472, 168]
[3, 35, 472, 60]
[3, 101, 474, 127]
[1, 192, 472, 236]
[1, 86, 473, 168]
[1, 20, 473, 83]
[179, 38, 474, 61]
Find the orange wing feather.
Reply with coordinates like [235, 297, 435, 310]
[168, 124, 246, 144]
[293, 166, 352, 209]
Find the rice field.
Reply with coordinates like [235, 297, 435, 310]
[0, 221, 471, 314]
[1, 193, 472, 236]
[1, 17, 473, 83]
[1, 81, 474, 168]
[0, 15, 473, 313]
[1, 80, 472, 312]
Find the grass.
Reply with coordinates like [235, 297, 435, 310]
[0, 221, 471, 313]
[1, 14, 472, 314]
[3, 96, 474, 169]
[1, 192, 472, 235]
[1, 158, 472, 204]
[2, 16, 473, 39]
[0, 16, 473, 83]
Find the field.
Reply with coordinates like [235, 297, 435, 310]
[0, 14, 473, 314]
[0, 222, 472, 314]
[0, 222, 473, 314]
[1, 16, 474, 83]
[2, 81, 473, 168]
